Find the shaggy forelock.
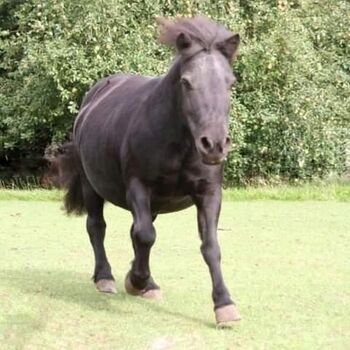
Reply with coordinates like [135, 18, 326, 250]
[157, 15, 233, 52]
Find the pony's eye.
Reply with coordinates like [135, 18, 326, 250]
[180, 77, 193, 90]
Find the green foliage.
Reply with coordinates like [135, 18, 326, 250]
[0, 0, 349, 184]
[227, 2, 350, 184]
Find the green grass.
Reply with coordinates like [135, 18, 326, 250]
[1, 182, 350, 202]
[224, 183, 350, 201]
[0, 189, 63, 201]
[1, 200, 349, 349]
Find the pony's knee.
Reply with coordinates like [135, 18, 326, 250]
[133, 224, 156, 247]
[201, 241, 221, 265]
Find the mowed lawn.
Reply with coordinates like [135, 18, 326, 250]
[0, 198, 349, 349]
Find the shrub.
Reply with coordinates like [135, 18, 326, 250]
[0, 0, 349, 184]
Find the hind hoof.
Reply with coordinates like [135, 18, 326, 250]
[125, 275, 162, 300]
[215, 304, 241, 328]
[96, 279, 117, 294]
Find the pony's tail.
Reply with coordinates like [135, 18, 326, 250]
[44, 142, 86, 216]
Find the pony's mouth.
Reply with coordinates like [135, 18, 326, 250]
[202, 156, 226, 166]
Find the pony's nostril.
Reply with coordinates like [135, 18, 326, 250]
[218, 137, 231, 153]
[200, 136, 214, 152]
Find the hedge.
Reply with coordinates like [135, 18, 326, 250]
[0, 0, 349, 185]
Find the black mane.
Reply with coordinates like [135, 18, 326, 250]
[157, 15, 234, 52]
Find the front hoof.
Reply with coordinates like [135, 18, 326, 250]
[96, 279, 117, 294]
[215, 304, 241, 328]
[142, 289, 162, 300]
[124, 274, 162, 300]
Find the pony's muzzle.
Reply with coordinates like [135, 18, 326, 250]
[197, 135, 231, 165]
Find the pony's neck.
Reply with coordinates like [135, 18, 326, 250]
[147, 56, 194, 148]
[153, 57, 183, 121]
[161, 56, 182, 88]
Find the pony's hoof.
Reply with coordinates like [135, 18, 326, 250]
[215, 304, 241, 328]
[96, 279, 117, 294]
[124, 275, 140, 296]
[142, 288, 162, 300]
[124, 275, 162, 300]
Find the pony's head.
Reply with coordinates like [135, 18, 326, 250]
[158, 16, 240, 165]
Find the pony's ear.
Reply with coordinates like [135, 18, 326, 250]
[176, 32, 192, 52]
[216, 34, 240, 62]
[176, 32, 203, 57]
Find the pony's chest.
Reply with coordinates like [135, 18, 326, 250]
[152, 160, 185, 196]
[150, 150, 215, 197]
[136, 140, 219, 196]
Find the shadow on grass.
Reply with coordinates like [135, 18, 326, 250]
[0, 268, 125, 312]
[0, 268, 214, 328]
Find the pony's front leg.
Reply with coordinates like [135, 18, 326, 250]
[124, 178, 161, 300]
[194, 187, 241, 327]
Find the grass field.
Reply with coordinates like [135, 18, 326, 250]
[1, 193, 350, 349]
[1, 182, 350, 202]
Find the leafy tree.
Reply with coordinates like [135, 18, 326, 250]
[0, 0, 349, 184]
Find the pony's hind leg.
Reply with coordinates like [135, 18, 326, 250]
[82, 180, 116, 294]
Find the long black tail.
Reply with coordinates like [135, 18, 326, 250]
[45, 142, 86, 215]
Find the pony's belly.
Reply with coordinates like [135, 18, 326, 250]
[151, 195, 194, 214]
[80, 154, 129, 209]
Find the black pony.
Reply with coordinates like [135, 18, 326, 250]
[51, 16, 241, 327]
